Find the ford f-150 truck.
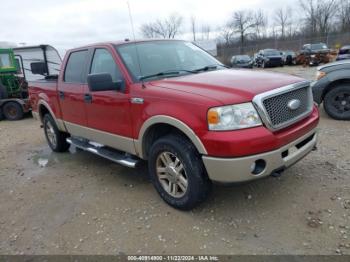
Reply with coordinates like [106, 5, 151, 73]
[29, 40, 319, 210]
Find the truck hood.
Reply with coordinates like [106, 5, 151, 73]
[149, 69, 306, 104]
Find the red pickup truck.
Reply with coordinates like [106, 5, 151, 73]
[29, 40, 319, 210]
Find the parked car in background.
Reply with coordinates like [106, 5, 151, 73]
[300, 43, 331, 66]
[281, 50, 297, 65]
[300, 43, 330, 55]
[29, 39, 319, 210]
[336, 45, 350, 61]
[230, 55, 253, 68]
[312, 60, 350, 120]
[255, 49, 283, 68]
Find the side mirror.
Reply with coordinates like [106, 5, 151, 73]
[31, 62, 48, 75]
[87, 73, 124, 92]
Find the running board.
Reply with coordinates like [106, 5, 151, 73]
[66, 137, 139, 168]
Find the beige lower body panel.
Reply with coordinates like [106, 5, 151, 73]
[64, 122, 136, 155]
[202, 129, 317, 183]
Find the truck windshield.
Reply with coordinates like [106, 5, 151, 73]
[236, 55, 251, 62]
[311, 43, 328, 50]
[339, 47, 350, 54]
[116, 41, 222, 82]
[264, 50, 280, 56]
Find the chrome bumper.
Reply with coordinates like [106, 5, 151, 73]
[202, 129, 317, 183]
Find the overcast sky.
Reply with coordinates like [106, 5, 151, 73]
[1, 0, 294, 55]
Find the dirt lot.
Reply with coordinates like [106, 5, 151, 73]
[0, 66, 349, 255]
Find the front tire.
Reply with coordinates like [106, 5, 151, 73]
[43, 114, 70, 152]
[324, 84, 350, 120]
[148, 134, 211, 210]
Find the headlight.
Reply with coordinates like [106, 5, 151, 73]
[207, 103, 262, 131]
[311, 54, 316, 58]
[316, 71, 326, 80]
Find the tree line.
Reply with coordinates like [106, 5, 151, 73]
[140, 0, 350, 49]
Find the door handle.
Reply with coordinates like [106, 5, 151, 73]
[84, 93, 92, 103]
[59, 91, 64, 100]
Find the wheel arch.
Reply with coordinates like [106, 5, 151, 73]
[37, 100, 67, 132]
[136, 116, 207, 159]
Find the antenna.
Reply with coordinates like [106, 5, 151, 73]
[127, 1, 145, 88]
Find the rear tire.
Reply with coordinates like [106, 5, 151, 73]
[148, 134, 212, 210]
[324, 84, 350, 120]
[3, 101, 23, 120]
[43, 114, 70, 152]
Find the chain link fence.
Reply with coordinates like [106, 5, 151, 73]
[217, 31, 350, 64]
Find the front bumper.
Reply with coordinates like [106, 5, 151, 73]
[202, 128, 317, 183]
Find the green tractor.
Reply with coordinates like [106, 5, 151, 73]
[0, 48, 29, 120]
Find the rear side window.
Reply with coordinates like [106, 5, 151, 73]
[339, 48, 350, 55]
[64, 50, 88, 83]
[90, 49, 122, 82]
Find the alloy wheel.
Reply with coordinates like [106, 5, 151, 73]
[156, 151, 188, 198]
[45, 121, 57, 148]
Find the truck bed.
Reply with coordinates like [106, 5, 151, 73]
[28, 78, 61, 120]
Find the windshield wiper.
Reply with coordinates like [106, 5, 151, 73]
[139, 65, 228, 81]
[139, 69, 197, 81]
[193, 64, 229, 73]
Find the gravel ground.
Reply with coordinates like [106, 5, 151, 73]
[0, 66, 349, 255]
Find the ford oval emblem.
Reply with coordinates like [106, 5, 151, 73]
[287, 99, 301, 110]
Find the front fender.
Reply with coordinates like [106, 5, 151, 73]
[135, 115, 207, 159]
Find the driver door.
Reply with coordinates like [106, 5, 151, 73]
[84, 47, 134, 153]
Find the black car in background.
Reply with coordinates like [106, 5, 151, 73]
[336, 45, 350, 61]
[300, 43, 330, 55]
[255, 49, 283, 68]
[230, 55, 253, 68]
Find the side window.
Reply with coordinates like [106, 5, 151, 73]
[64, 50, 88, 83]
[90, 49, 122, 82]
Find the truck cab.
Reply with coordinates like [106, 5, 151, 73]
[29, 40, 319, 210]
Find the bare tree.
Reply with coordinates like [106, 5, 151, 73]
[274, 7, 291, 39]
[338, 0, 350, 32]
[201, 24, 211, 40]
[253, 9, 268, 40]
[299, 0, 336, 36]
[299, 0, 318, 36]
[219, 25, 235, 45]
[140, 13, 183, 39]
[228, 10, 255, 53]
[140, 23, 158, 38]
[190, 16, 196, 41]
[316, 0, 337, 36]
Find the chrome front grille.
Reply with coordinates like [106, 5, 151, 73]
[253, 81, 313, 131]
